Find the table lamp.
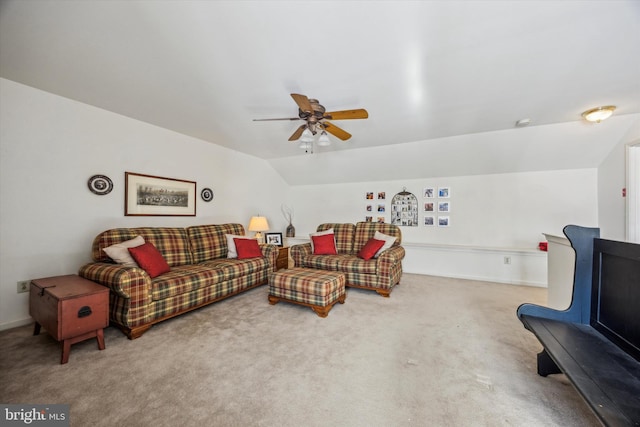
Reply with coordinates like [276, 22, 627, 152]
[248, 216, 269, 243]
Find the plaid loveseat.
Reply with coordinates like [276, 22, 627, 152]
[290, 222, 405, 297]
[79, 224, 278, 339]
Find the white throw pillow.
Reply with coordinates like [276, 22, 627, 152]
[226, 234, 252, 258]
[309, 228, 334, 252]
[373, 231, 397, 257]
[102, 235, 145, 266]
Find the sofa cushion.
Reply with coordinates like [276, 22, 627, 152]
[309, 228, 334, 252]
[353, 222, 402, 254]
[187, 223, 245, 263]
[373, 231, 397, 257]
[93, 227, 193, 267]
[128, 242, 171, 278]
[102, 235, 145, 266]
[235, 238, 263, 259]
[358, 238, 385, 260]
[311, 234, 338, 255]
[150, 265, 227, 301]
[317, 223, 355, 254]
[226, 234, 252, 258]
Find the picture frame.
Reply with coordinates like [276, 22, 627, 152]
[125, 172, 196, 216]
[265, 232, 283, 247]
[438, 187, 451, 198]
[438, 201, 450, 212]
[423, 187, 435, 198]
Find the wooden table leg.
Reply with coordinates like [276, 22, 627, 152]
[33, 321, 41, 336]
[96, 328, 105, 351]
[61, 339, 71, 364]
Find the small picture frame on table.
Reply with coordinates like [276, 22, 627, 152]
[265, 232, 283, 247]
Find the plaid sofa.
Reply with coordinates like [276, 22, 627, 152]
[78, 224, 278, 339]
[290, 222, 405, 297]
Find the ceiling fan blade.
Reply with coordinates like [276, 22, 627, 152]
[324, 109, 369, 120]
[322, 121, 351, 141]
[253, 117, 300, 121]
[291, 93, 313, 113]
[288, 124, 307, 141]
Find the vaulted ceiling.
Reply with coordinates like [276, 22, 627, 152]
[1, 1, 639, 184]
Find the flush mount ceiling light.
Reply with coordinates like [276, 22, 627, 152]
[581, 106, 616, 123]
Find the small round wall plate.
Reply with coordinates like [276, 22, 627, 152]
[201, 188, 214, 202]
[87, 174, 113, 195]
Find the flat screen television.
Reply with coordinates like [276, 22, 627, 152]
[591, 238, 640, 362]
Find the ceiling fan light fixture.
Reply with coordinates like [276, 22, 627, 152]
[582, 106, 616, 123]
[317, 131, 331, 146]
[301, 128, 314, 143]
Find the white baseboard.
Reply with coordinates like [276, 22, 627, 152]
[402, 242, 547, 288]
[0, 317, 32, 332]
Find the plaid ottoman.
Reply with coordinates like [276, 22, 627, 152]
[268, 268, 346, 317]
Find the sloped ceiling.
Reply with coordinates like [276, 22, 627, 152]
[1, 1, 639, 185]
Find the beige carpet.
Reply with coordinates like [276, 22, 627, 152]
[0, 274, 598, 427]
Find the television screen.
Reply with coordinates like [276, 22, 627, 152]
[591, 238, 640, 362]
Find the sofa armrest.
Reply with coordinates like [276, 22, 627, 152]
[290, 243, 312, 267]
[260, 244, 279, 270]
[78, 262, 151, 303]
[376, 245, 406, 275]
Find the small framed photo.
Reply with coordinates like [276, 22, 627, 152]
[366, 192, 374, 200]
[424, 216, 435, 226]
[438, 216, 450, 227]
[423, 187, 435, 198]
[424, 202, 434, 212]
[365, 216, 373, 222]
[265, 232, 283, 247]
[378, 192, 386, 200]
[438, 201, 450, 212]
[377, 204, 386, 213]
[366, 204, 373, 212]
[438, 187, 450, 198]
[377, 217, 385, 223]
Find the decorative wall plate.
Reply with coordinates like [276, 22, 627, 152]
[201, 188, 214, 202]
[88, 174, 113, 195]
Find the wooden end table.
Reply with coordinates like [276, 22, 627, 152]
[29, 274, 109, 364]
[276, 246, 289, 270]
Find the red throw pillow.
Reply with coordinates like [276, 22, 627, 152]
[234, 238, 263, 259]
[311, 233, 337, 255]
[357, 238, 386, 260]
[128, 242, 171, 278]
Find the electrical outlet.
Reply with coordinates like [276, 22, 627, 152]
[17, 280, 30, 293]
[503, 256, 511, 265]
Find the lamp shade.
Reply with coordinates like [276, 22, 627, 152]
[248, 216, 269, 232]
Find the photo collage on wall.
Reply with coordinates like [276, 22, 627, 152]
[391, 189, 418, 226]
[365, 191, 386, 223]
[423, 186, 451, 227]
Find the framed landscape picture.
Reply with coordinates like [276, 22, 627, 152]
[125, 172, 196, 216]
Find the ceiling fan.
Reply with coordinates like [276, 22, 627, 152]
[253, 93, 368, 143]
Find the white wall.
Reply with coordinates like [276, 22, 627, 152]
[0, 79, 290, 329]
[597, 117, 640, 241]
[289, 171, 598, 246]
[288, 170, 598, 286]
